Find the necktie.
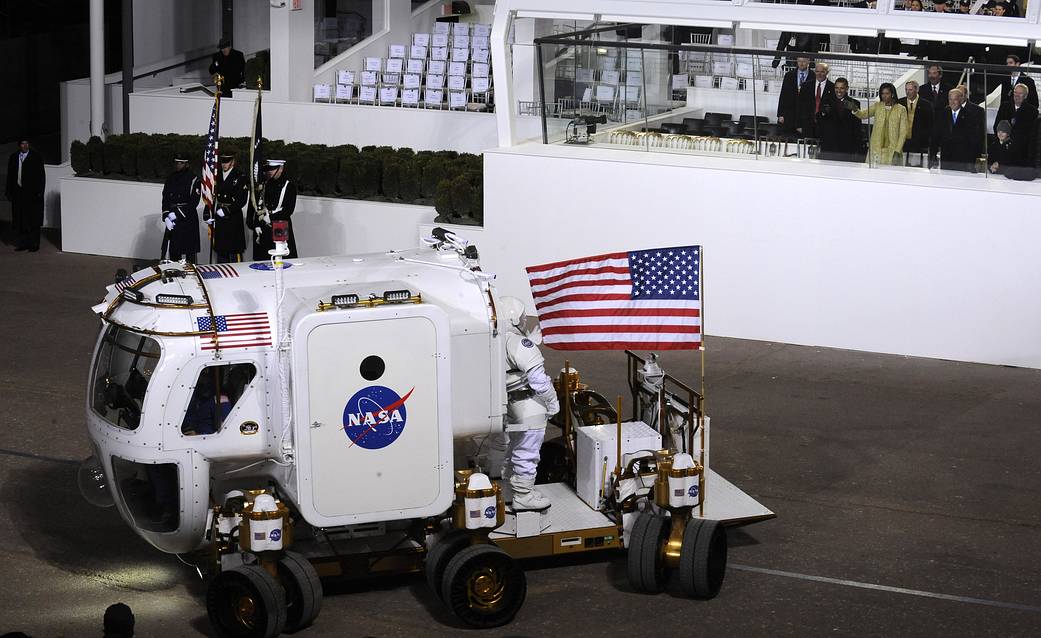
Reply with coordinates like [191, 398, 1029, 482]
[799, 72, 805, 88]
[815, 82, 822, 113]
[17, 153, 24, 187]
[952, 111, 958, 125]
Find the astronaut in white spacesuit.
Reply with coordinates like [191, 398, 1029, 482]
[499, 296, 560, 511]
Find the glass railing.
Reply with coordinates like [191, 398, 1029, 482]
[533, 24, 1041, 181]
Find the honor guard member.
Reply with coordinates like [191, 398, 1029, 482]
[209, 152, 248, 263]
[161, 157, 201, 263]
[247, 159, 298, 260]
[499, 296, 560, 511]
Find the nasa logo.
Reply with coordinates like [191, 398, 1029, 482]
[521, 338, 534, 348]
[688, 484, 699, 498]
[484, 505, 496, 519]
[249, 262, 294, 271]
[342, 385, 415, 449]
[269, 528, 282, 542]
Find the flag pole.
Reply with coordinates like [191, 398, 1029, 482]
[698, 246, 706, 518]
[208, 74, 222, 265]
[249, 76, 263, 213]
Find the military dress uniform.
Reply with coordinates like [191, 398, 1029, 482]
[247, 162, 298, 260]
[211, 163, 248, 263]
[161, 163, 201, 263]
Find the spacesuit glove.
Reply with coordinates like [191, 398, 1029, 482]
[537, 388, 560, 417]
[165, 218, 176, 231]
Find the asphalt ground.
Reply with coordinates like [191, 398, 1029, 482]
[0, 220, 1039, 637]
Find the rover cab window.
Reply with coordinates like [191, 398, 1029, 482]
[91, 326, 161, 430]
[181, 363, 257, 436]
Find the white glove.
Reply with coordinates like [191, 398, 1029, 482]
[216, 206, 226, 218]
[205, 217, 214, 226]
[165, 218, 176, 231]
[528, 364, 560, 417]
[254, 226, 263, 241]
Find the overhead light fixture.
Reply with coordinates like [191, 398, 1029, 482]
[885, 30, 1028, 48]
[739, 22, 878, 38]
[516, 10, 595, 21]
[600, 15, 734, 30]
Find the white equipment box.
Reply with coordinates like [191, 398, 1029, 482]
[576, 421, 662, 510]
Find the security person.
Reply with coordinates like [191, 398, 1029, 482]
[161, 158, 201, 263]
[499, 296, 559, 511]
[247, 159, 298, 260]
[5, 138, 45, 252]
[209, 37, 245, 96]
[209, 153, 248, 263]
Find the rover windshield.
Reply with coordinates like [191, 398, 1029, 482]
[90, 326, 161, 430]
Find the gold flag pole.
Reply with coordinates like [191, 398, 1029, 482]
[248, 76, 263, 213]
[207, 74, 223, 263]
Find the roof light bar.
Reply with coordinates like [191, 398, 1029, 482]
[155, 294, 195, 306]
[331, 294, 360, 308]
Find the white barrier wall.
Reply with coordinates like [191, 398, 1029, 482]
[129, 91, 543, 153]
[60, 177, 435, 261]
[481, 145, 1041, 369]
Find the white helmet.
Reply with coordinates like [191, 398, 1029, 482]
[498, 296, 543, 343]
[499, 296, 527, 331]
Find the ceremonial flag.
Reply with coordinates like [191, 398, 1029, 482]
[196, 312, 272, 351]
[200, 91, 221, 213]
[526, 246, 702, 351]
[249, 82, 264, 211]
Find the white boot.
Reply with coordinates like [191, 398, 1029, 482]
[510, 474, 551, 511]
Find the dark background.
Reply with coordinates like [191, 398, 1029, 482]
[0, 0, 123, 162]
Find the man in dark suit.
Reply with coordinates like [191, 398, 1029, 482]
[798, 62, 835, 137]
[5, 139, 46, 252]
[817, 77, 864, 162]
[209, 38, 245, 97]
[777, 56, 812, 134]
[920, 64, 951, 113]
[899, 80, 933, 164]
[954, 83, 988, 146]
[995, 83, 1038, 139]
[771, 3, 830, 68]
[998, 55, 1038, 107]
[930, 87, 984, 172]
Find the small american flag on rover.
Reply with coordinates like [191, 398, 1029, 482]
[526, 246, 702, 351]
[197, 263, 239, 279]
[196, 312, 272, 351]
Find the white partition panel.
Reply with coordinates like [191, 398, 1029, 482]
[481, 145, 1041, 369]
[60, 177, 435, 261]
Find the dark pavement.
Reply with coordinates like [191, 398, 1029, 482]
[0, 224, 1039, 637]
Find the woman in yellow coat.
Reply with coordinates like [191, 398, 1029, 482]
[855, 83, 908, 166]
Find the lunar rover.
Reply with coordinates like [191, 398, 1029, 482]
[80, 228, 773, 637]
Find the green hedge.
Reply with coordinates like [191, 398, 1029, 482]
[70, 133, 484, 225]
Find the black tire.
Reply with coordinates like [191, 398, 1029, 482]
[207, 564, 287, 638]
[425, 528, 473, 601]
[277, 551, 323, 633]
[678, 518, 728, 599]
[441, 543, 527, 628]
[626, 511, 669, 593]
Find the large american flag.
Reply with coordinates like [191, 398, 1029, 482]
[200, 93, 221, 212]
[196, 312, 271, 351]
[526, 246, 702, 351]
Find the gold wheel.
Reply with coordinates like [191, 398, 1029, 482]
[467, 567, 506, 609]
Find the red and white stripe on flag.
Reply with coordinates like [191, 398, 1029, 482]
[526, 246, 702, 351]
[200, 97, 220, 210]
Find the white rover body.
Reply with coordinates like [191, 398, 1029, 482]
[83, 232, 772, 637]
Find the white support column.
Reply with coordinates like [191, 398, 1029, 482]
[89, 0, 106, 138]
[491, 6, 516, 147]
